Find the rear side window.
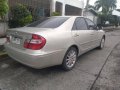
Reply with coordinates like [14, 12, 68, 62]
[27, 17, 69, 28]
[72, 17, 88, 30]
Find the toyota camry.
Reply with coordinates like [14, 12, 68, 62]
[5, 16, 105, 70]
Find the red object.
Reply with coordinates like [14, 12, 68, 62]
[24, 34, 46, 50]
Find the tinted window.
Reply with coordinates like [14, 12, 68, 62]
[28, 17, 69, 28]
[85, 18, 95, 27]
[85, 18, 97, 30]
[72, 17, 88, 30]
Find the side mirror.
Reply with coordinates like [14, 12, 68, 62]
[97, 24, 103, 30]
[97, 26, 103, 30]
[88, 25, 97, 30]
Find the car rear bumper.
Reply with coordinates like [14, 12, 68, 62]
[4, 44, 65, 69]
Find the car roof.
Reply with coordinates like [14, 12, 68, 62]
[51, 16, 84, 18]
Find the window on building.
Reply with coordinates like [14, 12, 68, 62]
[65, 5, 82, 16]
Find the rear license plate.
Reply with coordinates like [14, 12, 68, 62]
[12, 37, 21, 44]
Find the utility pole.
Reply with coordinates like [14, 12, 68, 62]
[86, 0, 90, 11]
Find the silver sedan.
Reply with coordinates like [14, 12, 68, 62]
[5, 16, 105, 70]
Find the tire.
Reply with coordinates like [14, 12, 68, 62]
[62, 47, 78, 71]
[98, 37, 105, 49]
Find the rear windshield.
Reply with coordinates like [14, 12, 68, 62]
[27, 17, 69, 28]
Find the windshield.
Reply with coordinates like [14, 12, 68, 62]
[27, 17, 69, 28]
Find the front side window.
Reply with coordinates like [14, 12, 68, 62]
[85, 18, 97, 30]
[27, 17, 69, 28]
[72, 17, 88, 30]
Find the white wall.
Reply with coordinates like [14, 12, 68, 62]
[51, 0, 84, 16]
[112, 10, 120, 16]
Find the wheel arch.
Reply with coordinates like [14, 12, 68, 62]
[68, 45, 79, 55]
[103, 35, 106, 39]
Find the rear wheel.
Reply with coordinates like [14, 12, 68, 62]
[98, 37, 105, 49]
[62, 47, 78, 71]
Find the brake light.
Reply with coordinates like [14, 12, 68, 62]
[24, 34, 46, 50]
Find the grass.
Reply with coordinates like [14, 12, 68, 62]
[0, 51, 7, 56]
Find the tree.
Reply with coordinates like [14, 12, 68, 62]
[95, 0, 117, 15]
[95, 0, 117, 26]
[0, 0, 9, 20]
[9, 4, 32, 28]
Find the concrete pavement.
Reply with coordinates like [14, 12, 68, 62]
[0, 30, 120, 90]
[92, 40, 120, 90]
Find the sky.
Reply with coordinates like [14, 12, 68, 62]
[84, 0, 120, 9]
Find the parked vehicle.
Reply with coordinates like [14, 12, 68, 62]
[5, 16, 105, 70]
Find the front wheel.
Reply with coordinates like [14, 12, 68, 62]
[62, 47, 78, 71]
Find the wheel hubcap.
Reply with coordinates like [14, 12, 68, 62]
[66, 50, 77, 68]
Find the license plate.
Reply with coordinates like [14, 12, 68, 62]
[12, 37, 21, 44]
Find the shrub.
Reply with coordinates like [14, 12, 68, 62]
[0, 0, 9, 20]
[9, 4, 32, 28]
[51, 12, 61, 16]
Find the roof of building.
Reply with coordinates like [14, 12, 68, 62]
[112, 10, 120, 16]
[88, 9, 98, 16]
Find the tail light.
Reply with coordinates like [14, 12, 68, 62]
[24, 34, 46, 50]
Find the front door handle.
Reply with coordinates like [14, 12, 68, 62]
[90, 34, 94, 35]
[74, 34, 79, 37]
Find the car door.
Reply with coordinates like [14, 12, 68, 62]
[85, 18, 100, 48]
[72, 17, 94, 52]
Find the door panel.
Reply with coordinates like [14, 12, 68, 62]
[72, 17, 93, 52]
[85, 18, 100, 48]
[72, 30, 94, 51]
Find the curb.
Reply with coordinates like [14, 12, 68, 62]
[103, 27, 120, 32]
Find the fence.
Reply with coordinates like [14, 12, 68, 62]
[0, 21, 8, 37]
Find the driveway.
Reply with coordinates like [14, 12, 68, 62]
[0, 30, 120, 90]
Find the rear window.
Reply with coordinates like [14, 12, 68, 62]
[27, 17, 69, 28]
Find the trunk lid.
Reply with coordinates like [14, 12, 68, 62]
[7, 27, 52, 50]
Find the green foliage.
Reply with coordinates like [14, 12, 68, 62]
[108, 15, 119, 27]
[95, 0, 117, 15]
[97, 13, 120, 27]
[51, 12, 61, 16]
[94, 0, 118, 26]
[0, 0, 9, 19]
[9, 4, 32, 28]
